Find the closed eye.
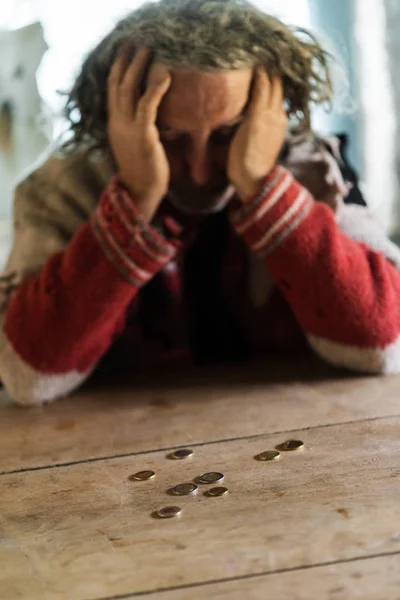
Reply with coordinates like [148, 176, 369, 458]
[158, 121, 242, 144]
[211, 123, 240, 144]
[159, 129, 184, 142]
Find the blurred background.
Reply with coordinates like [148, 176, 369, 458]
[0, 0, 398, 263]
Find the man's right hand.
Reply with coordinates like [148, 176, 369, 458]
[107, 46, 172, 223]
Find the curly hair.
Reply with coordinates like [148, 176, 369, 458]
[61, 0, 333, 155]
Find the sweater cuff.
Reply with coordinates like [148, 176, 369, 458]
[230, 166, 314, 257]
[92, 177, 179, 286]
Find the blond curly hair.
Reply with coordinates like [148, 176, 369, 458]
[62, 0, 333, 155]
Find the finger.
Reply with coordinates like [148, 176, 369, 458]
[248, 66, 271, 117]
[119, 46, 152, 118]
[107, 42, 133, 115]
[137, 69, 172, 125]
[269, 76, 284, 111]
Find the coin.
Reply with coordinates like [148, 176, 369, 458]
[206, 486, 229, 497]
[168, 448, 194, 460]
[171, 483, 198, 496]
[129, 470, 155, 481]
[197, 472, 224, 484]
[276, 439, 304, 452]
[156, 506, 182, 519]
[255, 450, 281, 461]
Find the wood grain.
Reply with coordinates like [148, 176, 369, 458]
[1, 358, 400, 473]
[143, 554, 400, 600]
[1, 417, 399, 600]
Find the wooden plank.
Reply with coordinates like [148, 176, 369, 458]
[2, 358, 400, 473]
[1, 418, 399, 600]
[143, 554, 400, 600]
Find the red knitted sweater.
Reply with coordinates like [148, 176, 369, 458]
[4, 165, 400, 405]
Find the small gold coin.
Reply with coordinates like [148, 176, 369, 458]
[171, 483, 198, 496]
[206, 486, 229, 497]
[256, 450, 281, 461]
[276, 439, 304, 452]
[168, 448, 194, 460]
[156, 506, 182, 519]
[198, 472, 224, 484]
[129, 470, 155, 481]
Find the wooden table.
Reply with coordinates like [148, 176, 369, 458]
[1, 357, 400, 599]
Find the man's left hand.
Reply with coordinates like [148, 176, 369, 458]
[227, 67, 288, 202]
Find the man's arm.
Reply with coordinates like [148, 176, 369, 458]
[0, 175, 179, 405]
[0, 45, 176, 405]
[231, 165, 400, 373]
[227, 68, 400, 373]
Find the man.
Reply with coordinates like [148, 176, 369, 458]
[1, 0, 400, 406]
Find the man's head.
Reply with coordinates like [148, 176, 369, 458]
[150, 65, 251, 213]
[63, 0, 332, 213]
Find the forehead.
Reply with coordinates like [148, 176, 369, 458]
[155, 66, 253, 131]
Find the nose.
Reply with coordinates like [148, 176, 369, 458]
[186, 137, 211, 186]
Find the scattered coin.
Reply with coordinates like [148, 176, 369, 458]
[276, 439, 304, 452]
[206, 486, 229, 497]
[255, 450, 281, 461]
[197, 472, 224, 484]
[171, 483, 198, 496]
[168, 448, 194, 460]
[129, 470, 155, 481]
[156, 506, 182, 519]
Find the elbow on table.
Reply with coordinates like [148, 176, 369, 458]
[308, 334, 400, 375]
[0, 337, 90, 406]
[0, 366, 90, 407]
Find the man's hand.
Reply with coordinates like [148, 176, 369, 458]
[227, 67, 288, 202]
[107, 46, 172, 222]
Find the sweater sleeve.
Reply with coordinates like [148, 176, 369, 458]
[230, 166, 400, 374]
[0, 177, 179, 405]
